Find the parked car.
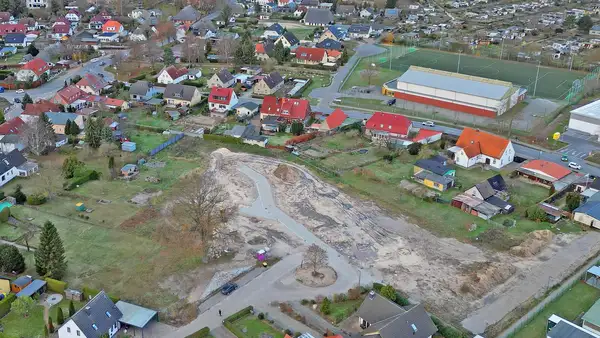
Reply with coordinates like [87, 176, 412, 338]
[221, 282, 238, 295]
[0, 86, 4, 93]
[561, 154, 568, 162]
[568, 162, 581, 170]
[90, 58, 100, 63]
[99, 61, 106, 66]
[13, 98, 20, 103]
[15, 89, 24, 94]
[422, 121, 435, 127]
[387, 99, 396, 106]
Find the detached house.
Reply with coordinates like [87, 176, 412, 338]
[129, 81, 159, 101]
[58, 291, 122, 338]
[348, 24, 372, 39]
[65, 9, 81, 23]
[208, 87, 239, 117]
[16, 57, 50, 82]
[4, 33, 27, 47]
[263, 23, 285, 39]
[255, 42, 274, 61]
[319, 108, 347, 132]
[45, 112, 85, 135]
[260, 96, 311, 122]
[22, 100, 61, 122]
[275, 32, 300, 48]
[157, 65, 189, 84]
[100, 20, 124, 42]
[294, 47, 328, 65]
[319, 25, 346, 42]
[413, 156, 456, 192]
[52, 19, 73, 40]
[448, 127, 514, 169]
[52, 86, 88, 110]
[172, 5, 201, 25]
[316, 38, 342, 51]
[365, 112, 413, 144]
[303, 8, 334, 26]
[88, 15, 108, 30]
[76, 73, 108, 95]
[207, 68, 235, 88]
[254, 71, 284, 96]
[163, 84, 202, 107]
[0, 150, 38, 187]
[0, 23, 26, 37]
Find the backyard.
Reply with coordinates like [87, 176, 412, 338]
[0, 52, 23, 65]
[0, 304, 45, 338]
[229, 313, 284, 338]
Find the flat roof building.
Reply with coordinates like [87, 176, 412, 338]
[569, 100, 600, 137]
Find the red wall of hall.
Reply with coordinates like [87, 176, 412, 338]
[393, 92, 498, 118]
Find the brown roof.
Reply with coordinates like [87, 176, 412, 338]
[23, 100, 61, 116]
[162, 65, 189, 80]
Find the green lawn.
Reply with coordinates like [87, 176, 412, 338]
[50, 298, 86, 321]
[0, 305, 45, 338]
[230, 314, 284, 338]
[342, 47, 404, 90]
[320, 147, 388, 171]
[319, 131, 369, 151]
[287, 27, 315, 40]
[130, 131, 171, 153]
[0, 222, 26, 241]
[0, 52, 23, 65]
[268, 133, 292, 146]
[326, 299, 363, 324]
[512, 282, 600, 338]
[302, 74, 332, 97]
[128, 108, 179, 131]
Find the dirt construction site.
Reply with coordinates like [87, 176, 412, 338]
[199, 148, 600, 333]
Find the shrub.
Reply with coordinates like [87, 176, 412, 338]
[0, 293, 16, 318]
[63, 170, 101, 191]
[333, 311, 345, 323]
[320, 297, 331, 315]
[372, 282, 384, 292]
[45, 278, 67, 293]
[526, 205, 547, 222]
[380, 285, 397, 301]
[284, 329, 293, 335]
[224, 306, 253, 323]
[185, 327, 211, 338]
[48, 316, 54, 333]
[348, 287, 360, 300]
[258, 312, 265, 320]
[300, 299, 309, 305]
[11, 185, 26, 204]
[407, 142, 422, 155]
[27, 191, 48, 205]
[502, 219, 514, 227]
[203, 134, 244, 144]
[0, 207, 10, 222]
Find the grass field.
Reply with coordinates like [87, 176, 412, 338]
[268, 133, 293, 146]
[372, 48, 585, 100]
[230, 314, 284, 338]
[287, 27, 315, 40]
[0, 304, 45, 338]
[0, 52, 23, 65]
[512, 282, 600, 338]
[326, 299, 362, 324]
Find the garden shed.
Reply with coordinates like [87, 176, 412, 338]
[585, 266, 600, 288]
[10, 276, 32, 293]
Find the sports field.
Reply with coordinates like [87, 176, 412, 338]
[368, 48, 586, 100]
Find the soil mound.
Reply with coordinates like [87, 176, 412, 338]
[510, 230, 553, 257]
[457, 262, 516, 298]
[274, 164, 301, 183]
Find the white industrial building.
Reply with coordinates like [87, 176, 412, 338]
[569, 100, 600, 138]
[382, 66, 526, 118]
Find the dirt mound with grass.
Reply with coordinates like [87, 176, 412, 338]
[510, 230, 553, 257]
[274, 164, 301, 183]
[295, 266, 337, 287]
[456, 262, 516, 298]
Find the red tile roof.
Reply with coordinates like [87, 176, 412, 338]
[102, 20, 122, 33]
[365, 112, 412, 135]
[54, 85, 86, 105]
[23, 100, 61, 116]
[522, 159, 571, 181]
[260, 96, 311, 120]
[324, 108, 347, 130]
[0, 23, 26, 36]
[456, 127, 510, 159]
[208, 87, 235, 105]
[295, 46, 327, 62]
[162, 65, 188, 81]
[255, 43, 266, 54]
[90, 14, 108, 24]
[0, 118, 25, 135]
[412, 128, 442, 142]
[53, 24, 71, 34]
[54, 18, 69, 26]
[21, 58, 49, 76]
[328, 50, 341, 58]
[76, 73, 106, 92]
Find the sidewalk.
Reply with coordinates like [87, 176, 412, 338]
[198, 267, 266, 314]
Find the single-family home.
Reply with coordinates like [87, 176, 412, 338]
[365, 112, 412, 144]
[0, 46, 17, 57]
[0, 134, 26, 153]
[0, 118, 25, 137]
[84, 96, 129, 111]
[88, 14, 108, 30]
[172, 5, 201, 25]
[52, 23, 72, 40]
[275, 32, 300, 48]
[319, 25, 346, 42]
[255, 41, 274, 61]
[590, 25, 600, 36]
[76, 73, 108, 95]
[45, 112, 85, 134]
[574, 199, 600, 229]
[187, 69, 201, 80]
[236, 102, 260, 119]
[4, 33, 27, 47]
[357, 291, 437, 338]
[515, 159, 571, 187]
[22, 99, 61, 122]
[359, 8, 374, 18]
[0, 149, 39, 186]
[163, 84, 202, 107]
[65, 9, 81, 23]
[52, 85, 88, 110]
[0, 23, 26, 37]
[208, 87, 239, 117]
[263, 23, 285, 39]
[58, 291, 122, 338]
[348, 24, 372, 39]
[253, 71, 284, 96]
[100, 20, 124, 42]
[448, 127, 514, 169]
[207, 68, 235, 88]
[18, 18, 38, 31]
[336, 5, 356, 17]
[294, 46, 328, 65]
[413, 156, 455, 191]
[319, 108, 347, 132]
[303, 8, 334, 26]
[316, 38, 343, 51]
[157, 65, 189, 84]
[16, 57, 50, 82]
[129, 27, 147, 41]
[260, 96, 311, 122]
[384, 8, 401, 19]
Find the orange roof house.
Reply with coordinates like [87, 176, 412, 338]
[517, 159, 572, 185]
[102, 20, 123, 34]
[450, 127, 514, 169]
[320, 108, 348, 131]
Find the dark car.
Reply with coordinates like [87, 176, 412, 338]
[99, 62, 106, 66]
[387, 99, 396, 106]
[221, 282, 238, 295]
[13, 98, 20, 103]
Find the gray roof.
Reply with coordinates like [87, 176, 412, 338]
[267, 23, 284, 35]
[300, 0, 319, 6]
[304, 8, 334, 25]
[215, 68, 234, 83]
[397, 67, 512, 100]
[129, 80, 153, 95]
[575, 200, 600, 220]
[224, 125, 247, 137]
[548, 320, 598, 338]
[357, 292, 405, 324]
[12, 275, 32, 287]
[16, 279, 46, 297]
[70, 291, 123, 338]
[0, 134, 22, 144]
[336, 4, 356, 14]
[316, 38, 342, 50]
[5, 33, 26, 43]
[362, 303, 437, 338]
[191, 19, 216, 32]
[348, 24, 371, 34]
[115, 300, 157, 328]
[237, 101, 259, 110]
[474, 181, 495, 199]
[45, 112, 79, 126]
[591, 25, 600, 31]
[415, 158, 452, 176]
[172, 5, 201, 21]
[281, 32, 299, 46]
[164, 83, 198, 101]
[262, 71, 284, 89]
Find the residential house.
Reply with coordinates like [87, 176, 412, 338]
[253, 71, 284, 96]
[207, 68, 235, 88]
[52, 85, 88, 110]
[153, 22, 177, 43]
[187, 69, 201, 80]
[275, 32, 300, 48]
[88, 15, 108, 30]
[19, 18, 38, 31]
[260, 96, 311, 122]
[336, 5, 356, 17]
[208, 87, 238, 117]
[413, 156, 455, 191]
[300, 0, 319, 8]
[0, 23, 26, 37]
[129, 27, 147, 41]
[357, 291, 437, 338]
[448, 128, 514, 169]
[4, 33, 27, 47]
[22, 99, 61, 122]
[582, 299, 600, 336]
[255, 41, 274, 61]
[27, 0, 47, 8]
[303, 8, 334, 26]
[45, 112, 85, 134]
[65, 9, 81, 23]
[294, 46, 328, 65]
[0, 46, 17, 57]
[316, 38, 342, 51]
[76, 73, 108, 95]
[365, 111, 413, 143]
[16, 57, 50, 82]
[263, 23, 285, 39]
[157, 65, 189, 84]
[515, 160, 571, 187]
[100, 20, 124, 42]
[319, 25, 346, 42]
[359, 8, 374, 18]
[58, 291, 122, 338]
[319, 108, 347, 132]
[172, 5, 201, 25]
[0, 149, 39, 187]
[84, 96, 129, 111]
[574, 199, 600, 229]
[591, 25, 600, 36]
[120, 164, 139, 177]
[0, 118, 25, 137]
[52, 19, 73, 39]
[163, 84, 202, 107]
[236, 102, 260, 119]
[384, 8, 401, 19]
[0, 134, 25, 153]
[348, 24, 372, 39]
[71, 31, 99, 46]
[0, 12, 12, 23]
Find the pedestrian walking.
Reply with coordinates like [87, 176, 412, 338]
[218, 309, 222, 317]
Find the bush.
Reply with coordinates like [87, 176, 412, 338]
[27, 191, 48, 205]
[526, 205, 547, 222]
[502, 219, 514, 227]
[185, 327, 211, 338]
[11, 185, 26, 204]
[45, 278, 67, 293]
[224, 305, 253, 323]
[258, 312, 264, 320]
[348, 287, 360, 300]
[0, 293, 16, 318]
[0, 207, 10, 222]
[320, 297, 331, 315]
[407, 142, 422, 155]
[63, 170, 101, 191]
[284, 329, 293, 335]
[372, 282, 383, 291]
[300, 299, 309, 305]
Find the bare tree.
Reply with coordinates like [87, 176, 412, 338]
[59, 40, 76, 60]
[304, 244, 328, 276]
[182, 37, 204, 65]
[193, 0, 217, 12]
[220, 4, 232, 26]
[111, 50, 127, 69]
[21, 118, 55, 156]
[145, 41, 163, 69]
[216, 37, 237, 63]
[173, 173, 228, 245]
[360, 68, 379, 86]
[128, 41, 146, 61]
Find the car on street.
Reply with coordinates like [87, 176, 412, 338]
[387, 99, 396, 106]
[569, 162, 582, 170]
[98, 73, 105, 78]
[422, 121, 435, 127]
[0, 86, 4, 93]
[561, 154, 568, 162]
[99, 61, 106, 66]
[221, 282, 238, 295]
[13, 98, 21, 103]
[15, 89, 24, 94]
[90, 58, 100, 63]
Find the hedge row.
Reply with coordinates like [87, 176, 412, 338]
[185, 326, 211, 338]
[0, 293, 16, 318]
[45, 278, 67, 293]
[63, 170, 101, 191]
[289, 63, 338, 71]
[183, 80, 204, 88]
[431, 315, 469, 338]
[371, 283, 410, 306]
[224, 306, 254, 337]
[203, 134, 244, 144]
[82, 286, 120, 303]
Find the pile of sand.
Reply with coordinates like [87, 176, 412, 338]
[273, 164, 301, 183]
[456, 262, 516, 298]
[510, 230, 553, 257]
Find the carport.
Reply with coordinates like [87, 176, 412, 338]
[585, 266, 600, 289]
[115, 300, 158, 337]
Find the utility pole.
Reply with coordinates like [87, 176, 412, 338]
[500, 38, 504, 60]
[533, 61, 541, 97]
[569, 55, 574, 71]
[389, 47, 391, 70]
[457, 49, 462, 73]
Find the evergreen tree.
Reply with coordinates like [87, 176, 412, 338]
[108, 156, 116, 178]
[26, 43, 39, 57]
[272, 41, 287, 63]
[68, 300, 75, 317]
[320, 297, 331, 315]
[340, 49, 349, 65]
[21, 93, 33, 109]
[0, 244, 25, 273]
[234, 35, 257, 65]
[11, 185, 26, 204]
[205, 40, 212, 57]
[163, 47, 175, 66]
[57, 307, 64, 325]
[62, 155, 83, 179]
[35, 221, 67, 280]
[64, 119, 72, 136]
[85, 118, 103, 149]
[290, 121, 304, 135]
[385, 0, 396, 8]
[578, 15, 593, 31]
[0, 0, 9, 11]
[70, 121, 80, 135]
[101, 126, 113, 142]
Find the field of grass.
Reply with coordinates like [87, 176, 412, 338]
[268, 133, 292, 146]
[326, 299, 362, 324]
[287, 27, 315, 40]
[320, 147, 387, 171]
[0, 304, 45, 338]
[342, 54, 404, 90]
[0, 52, 23, 65]
[302, 74, 332, 97]
[230, 314, 284, 338]
[319, 132, 370, 151]
[512, 282, 600, 338]
[128, 108, 180, 131]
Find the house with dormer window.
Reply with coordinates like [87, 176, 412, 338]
[58, 291, 122, 338]
[260, 96, 311, 123]
[208, 87, 238, 117]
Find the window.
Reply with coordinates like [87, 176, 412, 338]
[67, 327, 71, 333]
[77, 330, 80, 336]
